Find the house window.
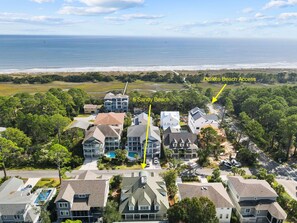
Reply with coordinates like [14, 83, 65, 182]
[245, 209, 251, 213]
[60, 210, 69, 216]
[129, 205, 134, 211]
[139, 206, 150, 211]
[77, 194, 87, 198]
[219, 214, 222, 219]
[14, 215, 21, 220]
[155, 205, 160, 211]
[59, 202, 68, 208]
[226, 214, 229, 219]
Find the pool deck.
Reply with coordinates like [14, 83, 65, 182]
[23, 178, 41, 188]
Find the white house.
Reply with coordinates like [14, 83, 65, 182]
[133, 112, 154, 126]
[178, 183, 234, 223]
[160, 111, 181, 131]
[188, 107, 219, 134]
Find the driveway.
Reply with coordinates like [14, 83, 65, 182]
[79, 158, 98, 170]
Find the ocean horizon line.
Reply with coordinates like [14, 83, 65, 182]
[1, 62, 297, 74]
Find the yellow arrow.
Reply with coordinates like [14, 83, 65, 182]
[141, 104, 152, 169]
[212, 84, 227, 104]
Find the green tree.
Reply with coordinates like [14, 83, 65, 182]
[280, 115, 297, 160]
[115, 149, 127, 164]
[1, 127, 31, 149]
[0, 138, 23, 178]
[62, 220, 82, 223]
[209, 168, 222, 183]
[48, 144, 71, 184]
[103, 201, 122, 223]
[50, 114, 71, 144]
[200, 127, 219, 149]
[168, 197, 219, 223]
[39, 207, 51, 223]
[161, 169, 178, 198]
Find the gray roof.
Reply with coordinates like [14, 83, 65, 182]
[178, 183, 234, 208]
[55, 179, 109, 208]
[189, 107, 206, 121]
[163, 131, 198, 149]
[0, 178, 37, 215]
[228, 176, 278, 198]
[133, 113, 153, 125]
[119, 171, 169, 214]
[255, 202, 287, 220]
[127, 125, 161, 142]
[104, 92, 129, 100]
[68, 120, 90, 130]
[82, 126, 106, 144]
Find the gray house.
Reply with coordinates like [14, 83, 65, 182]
[54, 171, 109, 223]
[0, 178, 40, 223]
[227, 176, 287, 223]
[163, 127, 199, 159]
[126, 125, 161, 158]
[82, 125, 121, 158]
[133, 113, 153, 126]
[104, 93, 129, 112]
[119, 171, 169, 221]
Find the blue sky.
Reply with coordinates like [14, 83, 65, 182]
[1, 0, 297, 38]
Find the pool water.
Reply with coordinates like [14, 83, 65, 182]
[128, 152, 139, 158]
[35, 189, 52, 205]
[106, 151, 116, 158]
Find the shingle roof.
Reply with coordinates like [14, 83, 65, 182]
[163, 132, 198, 148]
[82, 126, 105, 144]
[104, 93, 129, 100]
[68, 120, 90, 130]
[228, 176, 278, 198]
[178, 183, 234, 208]
[119, 171, 169, 214]
[94, 112, 125, 125]
[127, 125, 161, 142]
[189, 107, 206, 121]
[55, 179, 109, 208]
[84, 104, 98, 109]
[133, 113, 153, 125]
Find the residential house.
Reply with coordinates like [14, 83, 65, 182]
[163, 127, 198, 159]
[83, 104, 99, 114]
[82, 125, 121, 158]
[55, 171, 109, 223]
[133, 113, 153, 126]
[94, 112, 125, 131]
[126, 125, 161, 158]
[119, 171, 169, 221]
[104, 93, 129, 112]
[0, 177, 56, 223]
[188, 107, 219, 134]
[178, 183, 234, 223]
[160, 111, 181, 131]
[227, 176, 287, 223]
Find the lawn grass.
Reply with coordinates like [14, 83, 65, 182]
[0, 80, 296, 97]
[34, 178, 60, 189]
[0, 80, 185, 97]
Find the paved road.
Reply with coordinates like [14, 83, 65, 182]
[209, 103, 297, 181]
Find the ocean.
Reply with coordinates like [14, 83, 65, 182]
[1, 35, 297, 73]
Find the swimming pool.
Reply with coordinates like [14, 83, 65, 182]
[106, 151, 116, 159]
[128, 152, 139, 158]
[34, 189, 52, 205]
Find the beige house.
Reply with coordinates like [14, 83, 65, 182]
[227, 176, 287, 223]
[55, 171, 109, 223]
[119, 171, 169, 221]
[83, 104, 99, 114]
[178, 183, 234, 223]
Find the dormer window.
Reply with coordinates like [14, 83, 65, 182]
[155, 205, 160, 211]
[172, 142, 177, 148]
[129, 205, 134, 211]
[180, 142, 184, 147]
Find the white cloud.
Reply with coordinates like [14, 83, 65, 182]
[242, 7, 254, 14]
[0, 12, 78, 25]
[263, 0, 297, 9]
[279, 12, 297, 19]
[59, 0, 145, 15]
[31, 0, 54, 3]
[105, 13, 164, 21]
[58, 6, 118, 15]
